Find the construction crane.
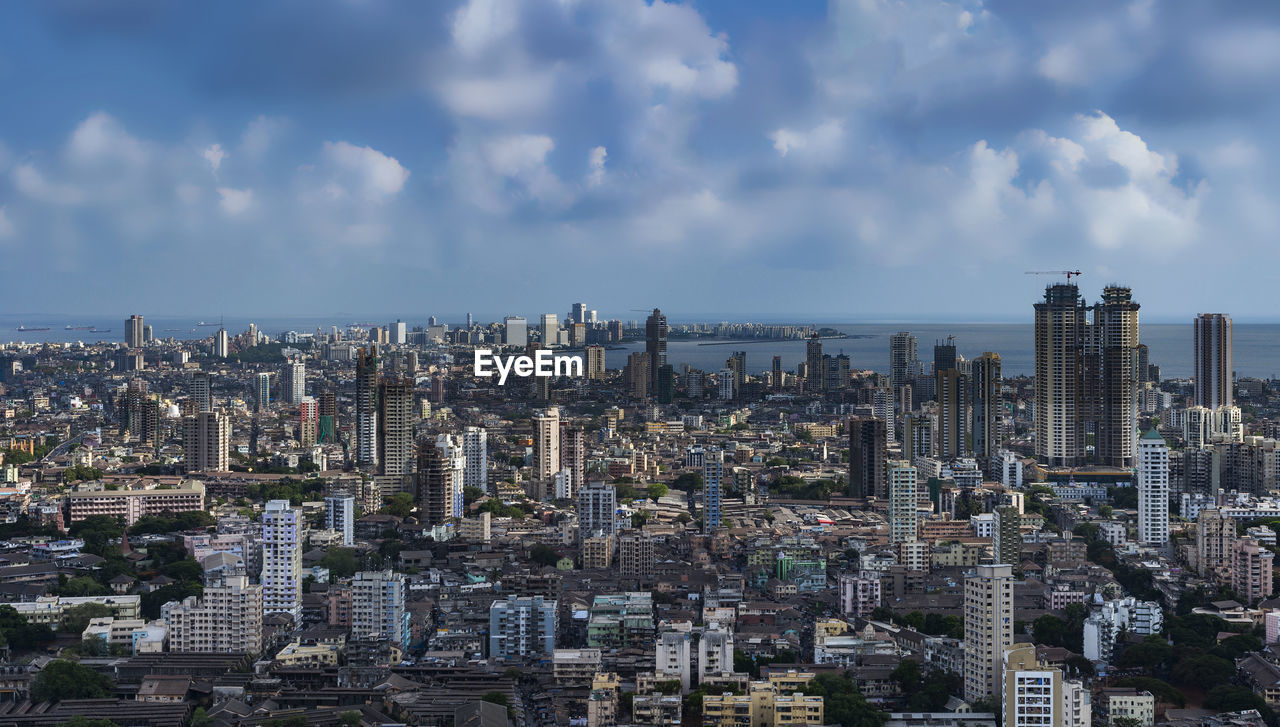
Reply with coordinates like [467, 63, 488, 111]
[1025, 270, 1083, 283]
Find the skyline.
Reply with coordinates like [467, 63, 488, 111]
[3, 1, 1280, 317]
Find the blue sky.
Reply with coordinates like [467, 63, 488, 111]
[2, 0, 1279, 322]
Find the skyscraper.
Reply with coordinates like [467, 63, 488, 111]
[462, 426, 488, 492]
[355, 345, 378, 467]
[416, 441, 454, 526]
[283, 361, 306, 405]
[578, 481, 617, 540]
[183, 410, 229, 473]
[325, 494, 355, 546]
[261, 500, 303, 622]
[1034, 284, 1087, 467]
[541, 313, 558, 345]
[971, 352, 1002, 464]
[125, 314, 145, 348]
[1137, 429, 1170, 546]
[352, 570, 410, 648]
[189, 371, 212, 413]
[435, 433, 467, 518]
[255, 372, 271, 412]
[805, 334, 823, 393]
[318, 389, 337, 444]
[299, 396, 318, 447]
[772, 355, 784, 391]
[890, 331, 917, 398]
[888, 461, 917, 544]
[570, 302, 588, 324]
[585, 345, 606, 379]
[936, 367, 969, 459]
[848, 416, 886, 499]
[214, 328, 229, 358]
[703, 449, 723, 532]
[933, 337, 957, 373]
[535, 407, 561, 480]
[964, 564, 1014, 703]
[561, 426, 585, 498]
[645, 309, 667, 397]
[994, 506, 1021, 576]
[504, 316, 528, 347]
[377, 375, 414, 476]
[1092, 286, 1140, 468]
[1194, 313, 1233, 409]
[618, 532, 655, 585]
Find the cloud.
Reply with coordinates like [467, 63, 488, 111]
[203, 143, 226, 174]
[0, 207, 13, 239]
[66, 112, 148, 167]
[217, 187, 254, 215]
[240, 115, 288, 159]
[587, 146, 607, 186]
[769, 120, 844, 160]
[321, 141, 410, 202]
[13, 164, 84, 205]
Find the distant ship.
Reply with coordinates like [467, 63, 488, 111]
[197, 321, 220, 327]
[65, 325, 94, 330]
[16, 325, 51, 332]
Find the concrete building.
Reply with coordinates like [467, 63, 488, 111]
[325, 495, 355, 547]
[1003, 643, 1061, 727]
[1194, 313, 1233, 409]
[352, 570, 409, 648]
[489, 596, 557, 659]
[1137, 429, 1170, 546]
[183, 411, 229, 473]
[704, 448, 724, 532]
[849, 416, 887, 499]
[964, 564, 1014, 703]
[619, 532, 655, 584]
[283, 361, 305, 405]
[377, 375, 414, 476]
[535, 407, 561, 480]
[838, 572, 881, 618]
[889, 461, 918, 544]
[462, 426, 488, 492]
[261, 500, 302, 622]
[67, 482, 206, 526]
[1232, 537, 1274, 604]
[703, 681, 823, 727]
[656, 630, 692, 693]
[698, 624, 734, 685]
[166, 572, 263, 654]
[355, 345, 379, 467]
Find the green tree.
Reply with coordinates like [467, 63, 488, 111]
[339, 711, 362, 727]
[1113, 718, 1142, 727]
[58, 603, 113, 635]
[1115, 635, 1171, 671]
[648, 483, 669, 500]
[462, 486, 486, 507]
[801, 673, 887, 727]
[482, 691, 510, 708]
[1170, 654, 1234, 687]
[0, 605, 55, 651]
[58, 576, 111, 597]
[190, 707, 213, 727]
[1032, 615, 1066, 647]
[320, 548, 360, 578]
[1114, 677, 1184, 708]
[31, 660, 113, 703]
[889, 659, 921, 694]
[380, 492, 414, 518]
[531, 544, 559, 567]
[55, 719, 121, 727]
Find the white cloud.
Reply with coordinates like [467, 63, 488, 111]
[321, 141, 410, 202]
[240, 115, 288, 159]
[218, 187, 254, 216]
[438, 73, 556, 120]
[451, 0, 518, 57]
[66, 112, 148, 167]
[587, 146, 607, 186]
[13, 164, 84, 205]
[203, 143, 226, 174]
[769, 120, 845, 160]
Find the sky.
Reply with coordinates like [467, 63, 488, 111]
[2, 0, 1280, 323]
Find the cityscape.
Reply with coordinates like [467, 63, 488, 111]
[5, 3, 1280, 727]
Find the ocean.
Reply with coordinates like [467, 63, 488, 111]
[4, 315, 1279, 379]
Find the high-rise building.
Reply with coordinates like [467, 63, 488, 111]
[1002, 643, 1064, 727]
[1194, 313, 1233, 409]
[704, 449, 723, 532]
[1231, 537, 1274, 604]
[772, 355, 784, 391]
[645, 309, 667, 398]
[318, 389, 337, 444]
[1197, 507, 1233, 580]
[490, 596, 558, 659]
[283, 361, 305, 405]
[1034, 284, 1088, 467]
[255, 372, 271, 412]
[165, 570, 262, 654]
[462, 426, 488, 492]
[625, 351, 650, 398]
[1092, 286, 1140, 468]
[964, 564, 1014, 703]
[325, 494, 355, 546]
[698, 624, 734, 684]
[183, 411, 229, 473]
[299, 396, 318, 447]
[890, 331, 918, 398]
[578, 481, 617, 540]
[356, 345, 378, 467]
[936, 368, 969, 459]
[504, 316, 528, 347]
[416, 441, 454, 526]
[848, 416, 886, 499]
[435, 433, 467, 518]
[125, 315, 145, 348]
[570, 303, 588, 324]
[534, 407, 561, 481]
[261, 500, 302, 622]
[657, 630, 692, 693]
[995, 506, 1022, 576]
[971, 352, 1002, 464]
[541, 313, 558, 345]
[872, 386, 895, 443]
[1137, 429, 1170, 546]
[352, 570, 410, 648]
[838, 572, 882, 618]
[189, 371, 212, 413]
[391, 320, 407, 345]
[377, 375, 414, 476]
[214, 328, 229, 358]
[934, 337, 957, 373]
[618, 532, 655, 585]
[888, 461, 917, 544]
[805, 334, 823, 393]
[561, 426, 585, 499]
[585, 345, 606, 380]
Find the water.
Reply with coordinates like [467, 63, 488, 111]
[5, 315, 1280, 379]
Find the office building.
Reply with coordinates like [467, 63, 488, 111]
[489, 596, 558, 659]
[578, 481, 617, 540]
[561, 426, 585, 498]
[183, 411, 229, 473]
[189, 371, 212, 413]
[356, 345, 378, 467]
[391, 320, 406, 345]
[283, 361, 305, 405]
[890, 331, 918, 398]
[1034, 284, 1088, 467]
[214, 328, 229, 358]
[888, 461, 917, 544]
[971, 352, 1002, 464]
[1194, 313, 1233, 409]
[325, 495, 355, 546]
[1137, 429, 1170, 546]
[416, 441, 455, 527]
[377, 375, 414, 476]
[964, 564, 1014, 703]
[805, 334, 823, 393]
[504, 316, 528, 347]
[352, 570, 410, 648]
[848, 416, 886, 498]
[535, 407, 561, 480]
[261, 500, 303, 622]
[772, 355, 784, 391]
[645, 309, 667, 397]
[462, 426, 488, 491]
[704, 449, 724, 532]
[541, 313, 558, 345]
[125, 315, 145, 348]
[570, 303, 588, 324]
[255, 372, 270, 412]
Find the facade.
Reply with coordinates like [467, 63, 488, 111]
[578, 481, 618, 540]
[166, 573, 263, 654]
[699, 624, 734, 684]
[535, 407, 561, 480]
[416, 441, 455, 527]
[1034, 284, 1088, 467]
[255, 372, 271, 412]
[560, 426, 585, 498]
[704, 449, 724, 532]
[1003, 643, 1061, 727]
[703, 682, 823, 727]
[489, 596, 558, 659]
[848, 416, 887, 499]
[299, 396, 318, 447]
[964, 564, 1014, 703]
[656, 630, 692, 692]
[283, 361, 305, 405]
[462, 426, 488, 491]
[352, 570, 410, 648]
[619, 532, 655, 584]
[971, 352, 1002, 464]
[890, 331, 918, 398]
[838, 572, 881, 618]
[1232, 537, 1274, 604]
[261, 500, 302, 622]
[325, 495, 355, 546]
[888, 461, 918, 544]
[1194, 313, 1233, 409]
[183, 411, 229, 473]
[645, 309, 667, 397]
[1137, 429, 1170, 545]
[1092, 287, 1140, 468]
[936, 367, 969, 459]
[994, 506, 1022, 575]
[355, 345, 378, 467]
[377, 375, 414, 476]
[67, 482, 206, 526]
